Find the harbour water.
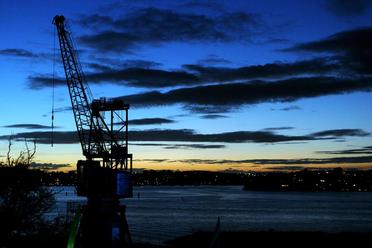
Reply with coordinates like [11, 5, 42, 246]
[51, 186, 372, 245]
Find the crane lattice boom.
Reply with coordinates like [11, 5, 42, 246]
[53, 15, 131, 169]
[53, 15, 132, 198]
[52, 15, 133, 247]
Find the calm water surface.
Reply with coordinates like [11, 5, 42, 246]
[52, 186, 372, 245]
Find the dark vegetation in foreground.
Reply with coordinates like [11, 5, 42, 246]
[3, 231, 372, 248]
[0, 140, 69, 248]
[0, 166, 70, 248]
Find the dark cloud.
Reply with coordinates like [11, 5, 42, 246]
[129, 118, 175, 125]
[317, 146, 372, 155]
[136, 128, 368, 143]
[167, 156, 372, 165]
[200, 114, 228, 119]
[197, 54, 231, 65]
[182, 58, 339, 83]
[30, 162, 71, 170]
[326, 0, 372, 17]
[131, 143, 226, 149]
[28, 72, 372, 117]
[86, 62, 115, 72]
[263, 166, 306, 171]
[163, 144, 225, 149]
[28, 68, 199, 89]
[135, 159, 170, 164]
[78, 14, 115, 29]
[3, 124, 54, 129]
[263, 127, 294, 131]
[53, 106, 73, 113]
[43, 106, 72, 118]
[0, 48, 52, 62]
[287, 27, 372, 54]
[119, 59, 162, 69]
[0, 132, 78, 144]
[264, 37, 291, 44]
[182, 105, 235, 114]
[78, 31, 138, 53]
[333, 139, 347, 143]
[311, 129, 370, 138]
[285, 27, 372, 74]
[0, 48, 38, 58]
[119, 76, 372, 108]
[128, 129, 313, 143]
[270, 105, 302, 111]
[28, 75, 65, 89]
[87, 58, 162, 70]
[179, 1, 227, 13]
[130, 143, 167, 147]
[28, 57, 340, 90]
[88, 68, 199, 88]
[78, 8, 258, 52]
[1, 128, 367, 145]
[175, 157, 372, 165]
[250, 156, 372, 165]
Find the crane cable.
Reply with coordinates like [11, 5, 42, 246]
[51, 25, 56, 147]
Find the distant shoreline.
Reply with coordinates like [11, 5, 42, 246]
[5, 167, 370, 191]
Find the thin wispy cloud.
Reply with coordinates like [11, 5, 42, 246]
[139, 156, 372, 166]
[0, 48, 38, 58]
[3, 124, 55, 129]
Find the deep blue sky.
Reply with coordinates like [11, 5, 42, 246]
[1, 0, 372, 171]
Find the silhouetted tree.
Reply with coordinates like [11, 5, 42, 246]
[4, 137, 36, 168]
[0, 138, 55, 245]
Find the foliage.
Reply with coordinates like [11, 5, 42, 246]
[4, 137, 36, 168]
[0, 138, 56, 245]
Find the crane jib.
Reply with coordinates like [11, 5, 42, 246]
[53, 15, 132, 198]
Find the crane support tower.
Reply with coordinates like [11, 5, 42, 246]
[53, 15, 132, 247]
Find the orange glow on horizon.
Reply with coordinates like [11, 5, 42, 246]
[41, 160, 372, 173]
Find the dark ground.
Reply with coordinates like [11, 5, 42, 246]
[167, 231, 372, 248]
[3, 231, 371, 248]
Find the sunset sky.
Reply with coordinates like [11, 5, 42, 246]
[1, 0, 372, 171]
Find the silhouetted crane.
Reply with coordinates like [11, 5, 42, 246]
[53, 15, 132, 247]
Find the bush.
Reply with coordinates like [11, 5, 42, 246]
[0, 166, 55, 243]
[0, 138, 57, 246]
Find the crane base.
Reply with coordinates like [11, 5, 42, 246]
[76, 160, 133, 198]
[79, 199, 132, 248]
